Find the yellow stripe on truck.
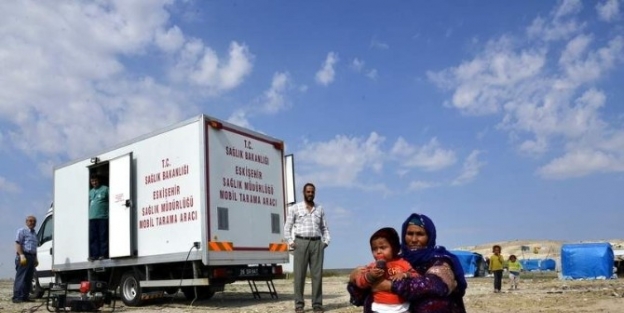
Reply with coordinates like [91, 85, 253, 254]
[208, 241, 234, 251]
[269, 243, 288, 252]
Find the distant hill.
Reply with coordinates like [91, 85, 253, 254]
[319, 239, 624, 274]
[454, 239, 624, 262]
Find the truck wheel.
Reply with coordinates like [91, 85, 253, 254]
[181, 286, 215, 300]
[120, 272, 143, 306]
[31, 274, 44, 299]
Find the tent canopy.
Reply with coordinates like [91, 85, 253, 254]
[561, 242, 614, 280]
[450, 250, 485, 277]
[520, 258, 556, 271]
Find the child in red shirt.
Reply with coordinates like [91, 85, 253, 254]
[351, 227, 417, 313]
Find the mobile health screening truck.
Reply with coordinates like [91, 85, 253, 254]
[33, 114, 296, 307]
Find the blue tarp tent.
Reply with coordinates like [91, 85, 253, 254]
[561, 242, 614, 280]
[450, 250, 484, 277]
[520, 259, 556, 271]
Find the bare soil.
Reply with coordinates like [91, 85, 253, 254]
[2, 273, 624, 313]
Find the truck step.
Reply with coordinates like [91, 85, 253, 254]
[247, 279, 278, 299]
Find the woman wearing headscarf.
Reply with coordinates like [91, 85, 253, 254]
[348, 213, 467, 313]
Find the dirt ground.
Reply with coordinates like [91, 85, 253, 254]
[2, 273, 623, 313]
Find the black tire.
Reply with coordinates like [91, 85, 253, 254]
[120, 271, 143, 306]
[30, 274, 44, 299]
[181, 286, 215, 301]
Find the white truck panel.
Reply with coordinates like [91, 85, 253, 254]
[134, 121, 203, 256]
[207, 125, 285, 251]
[109, 153, 132, 258]
[54, 163, 91, 266]
[53, 120, 204, 267]
[284, 154, 296, 205]
[52, 115, 288, 271]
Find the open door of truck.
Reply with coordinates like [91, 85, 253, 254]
[109, 153, 133, 258]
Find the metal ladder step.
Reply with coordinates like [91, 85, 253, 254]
[247, 279, 278, 299]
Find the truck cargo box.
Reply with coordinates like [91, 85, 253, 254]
[35, 114, 293, 306]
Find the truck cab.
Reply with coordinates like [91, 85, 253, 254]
[33, 206, 54, 298]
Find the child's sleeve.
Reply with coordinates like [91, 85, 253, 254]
[352, 263, 376, 288]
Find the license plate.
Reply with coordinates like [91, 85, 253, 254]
[238, 268, 259, 277]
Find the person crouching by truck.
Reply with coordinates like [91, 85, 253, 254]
[89, 174, 109, 261]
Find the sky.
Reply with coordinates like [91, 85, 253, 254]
[1, 0, 623, 278]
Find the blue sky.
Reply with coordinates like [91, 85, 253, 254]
[1, 0, 623, 278]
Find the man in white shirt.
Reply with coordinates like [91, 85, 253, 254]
[284, 183, 330, 313]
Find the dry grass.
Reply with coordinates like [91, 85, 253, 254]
[2, 273, 623, 312]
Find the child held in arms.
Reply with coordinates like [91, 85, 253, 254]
[350, 227, 418, 313]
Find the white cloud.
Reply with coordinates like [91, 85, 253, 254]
[351, 58, 364, 72]
[0, 176, 20, 194]
[328, 205, 354, 227]
[225, 71, 292, 128]
[538, 149, 624, 179]
[370, 38, 389, 50]
[261, 72, 291, 114]
[429, 1, 624, 179]
[527, 1, 585, 42]
[175, 40, 254, 92]
[295, 132, 385, 187]
[526, 16, 584, 42]
[391, 137, 457, 171]
[452, 150, 486, 185]
[559, 36, 623, 86]
[37, 160, 56, 179]
[315, 52, 338, 86]
[408, 180, 438, 191]
[428, 37, 546, 115]
[555, 0, 583, 19]
[366, 69, 378, 80]
[0, 1, 184, 159]
[226, 109, 253, 130]
[350, 58, 377, 80]
[519, 137, 548, 156]
[155, 25, 185, 53]
[561, 89, 607, 138]
[596, 0, 620, 22]
[0, 1, 252, 166]
[559, 34, 592, 66]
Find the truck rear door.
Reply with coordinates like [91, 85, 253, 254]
[206, 121, 288, 264]
[109, 153, 133, 258]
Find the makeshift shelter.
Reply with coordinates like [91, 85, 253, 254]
[613, 249, 624, 277]
[561, 242, 615, 280]
[520, 258, 556, 271]
[450, 250, 485, 277]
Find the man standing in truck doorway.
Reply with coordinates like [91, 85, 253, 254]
[284, 183, 331, 313]
[89, 174, 109, 261]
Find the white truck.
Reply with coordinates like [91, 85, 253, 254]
[33, 114, 295, 307]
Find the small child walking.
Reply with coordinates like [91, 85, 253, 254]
[489, 245, 504, 293]
[507, 254, 523, 290]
